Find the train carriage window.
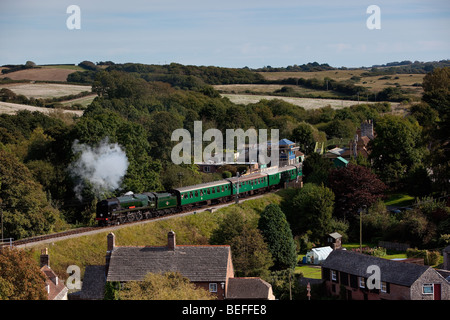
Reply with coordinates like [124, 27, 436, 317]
[190, 192, 193, 198]
[222, 186, 225, 192]
[200, 190, 203, 196]
[207, 188, 211, 195]
[195, 191, 199, 197]
[212, 187, 215, 194]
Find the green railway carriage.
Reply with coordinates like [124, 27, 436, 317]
[173, 180, 232, 206]
[226, 172, 269, 195]
[267, 169, 282, 186]
[280, 165, 298, 182]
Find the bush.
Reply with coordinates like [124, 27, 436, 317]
[222, 171, 232, 178]
[406, 248, 441, 265]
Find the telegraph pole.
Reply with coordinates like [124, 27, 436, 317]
[0, 203, 3, 244]
[235, 172, 240, 204]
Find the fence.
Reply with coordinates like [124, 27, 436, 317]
[378, 240, 410, 252]
[0, 238, 14, 249]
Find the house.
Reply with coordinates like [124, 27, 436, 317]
[277, 139, 300, 167]
[305, 246, 333, 265]
[349, 119, 375, 159]
[105, 231, 275, 300]
[40, 248, 68, 300]
[326, 232, 342, 250]
[322, 249, 450, 300]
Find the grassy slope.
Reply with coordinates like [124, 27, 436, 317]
[30, 193, 284, 280]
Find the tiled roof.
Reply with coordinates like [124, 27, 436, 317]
[41, 265, 68, 300]
[279, 139, 295, 146]
[78, 265, 106, 300]
[226, 278, 274, 300]
[322, 249, 430, 287]
[107, 245, 231, 283]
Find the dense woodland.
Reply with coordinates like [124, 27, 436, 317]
[0, 62, 448, 254]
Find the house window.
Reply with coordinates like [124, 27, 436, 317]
[331, 270, 337, 281]
[359, 277, 365, 288]
[209, 283, 217, 293]
[381, 282, 387, 293]
[422, 284, 433, 295]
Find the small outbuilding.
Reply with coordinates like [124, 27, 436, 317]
[326, 232, 342, 250]
[305, 246, 333, 265]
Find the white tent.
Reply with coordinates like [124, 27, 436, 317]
[305, 246, 333, 265]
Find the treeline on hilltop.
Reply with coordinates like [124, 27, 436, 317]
[68, 62, 264, 88]
[253, 62, 336, 72]
[363, 59, 450, 76]
[67, 61, 412, 102]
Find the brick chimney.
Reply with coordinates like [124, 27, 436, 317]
[105, 233, 115, 275]
[40, 248, 49, 268]
[168, 230, 176, 250]
[444, 245, 450, 270]
[107, 232, 115, 252]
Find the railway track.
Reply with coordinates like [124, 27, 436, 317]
[10, 189, 279, 248]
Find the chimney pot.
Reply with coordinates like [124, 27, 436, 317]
[107, 232, 115, 252]
[40, 248, 49, 268]
[168, 230, 176, 250]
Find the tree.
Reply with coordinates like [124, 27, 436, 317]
[258, 204, 297, 270]
[210, 210, 245, 245]
[368, 115, 425, 186]
[118, 272, 215, 300]
[210, 211, 273, 276]
[421, 67, 450, 193]
[0, 150, 63, 239]
[147, 111, 184, 162]
[302, 152, 333, 185]
[0, 248, 47, 300]
[291, 183, 335, 242]
[328, 164, 387, 220]
[290, 122, 315, 154]
[324, 119, 356, 139]
[230, 226, 273, 277]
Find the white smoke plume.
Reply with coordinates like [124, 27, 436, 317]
[70, 137, 129, 201]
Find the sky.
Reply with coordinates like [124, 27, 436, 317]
[0, 0, 449, 68]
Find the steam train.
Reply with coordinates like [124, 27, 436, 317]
[96, 164, 302, 226]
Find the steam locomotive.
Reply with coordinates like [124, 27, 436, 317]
[96, 164, 302, 226]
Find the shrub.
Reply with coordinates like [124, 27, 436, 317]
[406, 248, 441, 265]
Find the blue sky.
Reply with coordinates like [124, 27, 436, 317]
[0, 0, 449, 68]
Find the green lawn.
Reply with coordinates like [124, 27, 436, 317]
[384, 193, 415, 207]
[295, 265, 322, 279]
